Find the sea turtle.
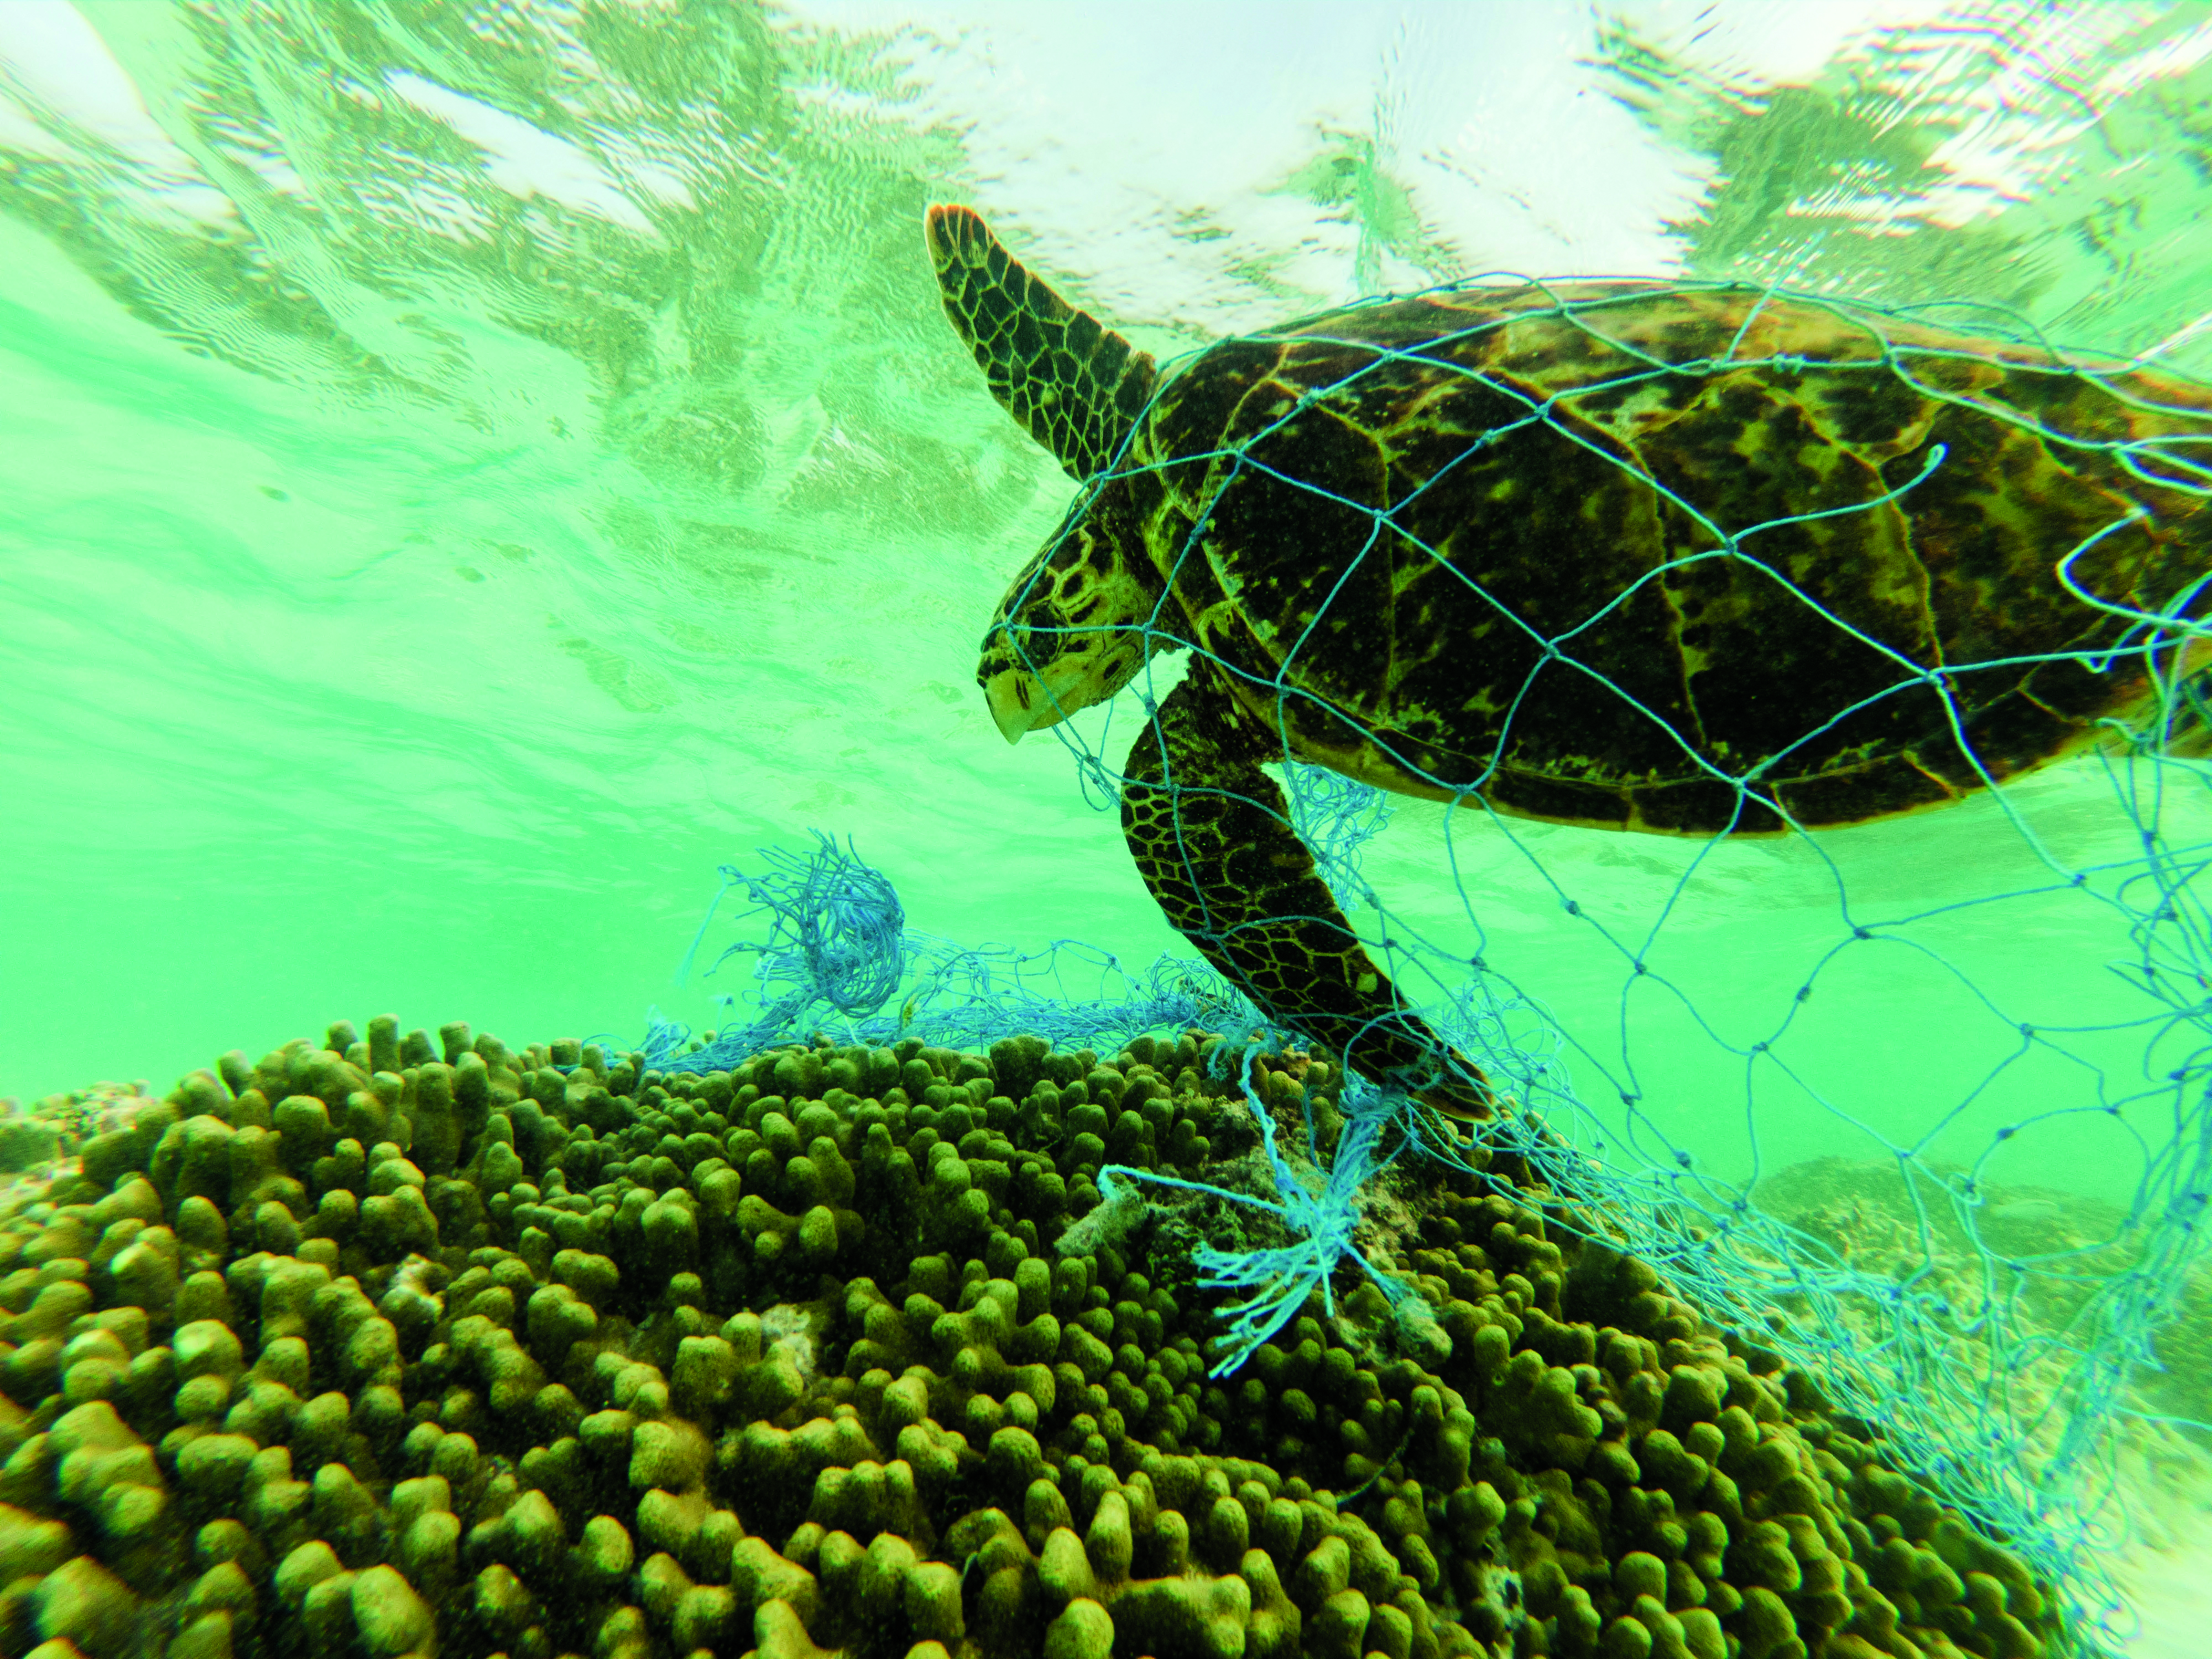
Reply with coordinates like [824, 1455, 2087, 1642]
[925, 204, 2212, 1121]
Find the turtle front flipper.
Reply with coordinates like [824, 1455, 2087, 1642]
[1123, 664, 1496, 1123]
[925, 205, 1159, 482]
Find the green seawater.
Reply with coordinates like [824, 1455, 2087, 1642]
[6, 3, 2212, 1647]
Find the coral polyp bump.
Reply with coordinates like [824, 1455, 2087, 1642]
[0, 1016, 2054, 1659]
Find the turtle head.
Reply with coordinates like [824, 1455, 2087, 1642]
[979, 497, 1169, 742]
[926, 205, 1168, 743]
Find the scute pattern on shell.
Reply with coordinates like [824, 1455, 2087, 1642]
[936, 206, 2212, 1118]
[1125, 282, 2212, 833]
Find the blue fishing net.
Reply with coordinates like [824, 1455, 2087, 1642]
[609, 830, 1261, 1073]
[1285, 759, 1396, 913]
[1102, 1044, 1420, 1379]
[670, 832, 910, 1046]
[978, 274, 2212, 1650]
[618, 765, 1400, 1075]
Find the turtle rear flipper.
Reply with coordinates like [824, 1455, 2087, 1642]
[1123, 665, 1495, 1122]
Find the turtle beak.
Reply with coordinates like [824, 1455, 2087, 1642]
[984, 666, 1061, 743]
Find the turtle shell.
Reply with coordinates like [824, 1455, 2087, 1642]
[1115, 282, 2212, 833]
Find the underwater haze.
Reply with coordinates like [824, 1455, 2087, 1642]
[6, 2, 2212, 1655]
